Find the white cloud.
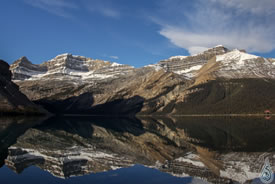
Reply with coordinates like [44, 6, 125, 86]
[159, 26, 274, 55]
[24, 0, 78, 18]
[154, 0, 275, 55]
[109, 56, 119, 59]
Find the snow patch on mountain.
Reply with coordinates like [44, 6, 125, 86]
[12, 67, 46, 77]
[175, 65, 202, 75]
[216, 49, 258, 64]
[111, 62, 122, 67]
[210, 49, 275, 79]
[169, 56, 188, 60]
[145, 64, 163, 71]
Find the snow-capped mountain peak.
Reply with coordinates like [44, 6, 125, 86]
[150, 45, 230, 79]
[194, 49, 275, 82]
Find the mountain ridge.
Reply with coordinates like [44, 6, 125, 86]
[10, 53, 134, 81]
[5, 45, 275, 115]
[10, 45, 275, 82]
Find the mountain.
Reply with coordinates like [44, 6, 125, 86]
[150, 45, 229, 79]
[10, 54, 188, 115]
[10, 54, 134, 81]
[0, 59, 46, 115]
[159, 48, 275, 114]
[9, 46, 275, 115]
[195, 49, 275, 84]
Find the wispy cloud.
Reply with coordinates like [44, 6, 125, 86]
[24, 0, 120, 19]
[100, 7, 120, 19]
[86, 1, 120, 19]
[152, 0, 275, 55]
[211, 0, 275, 15]
[24, 0, 78, 18]
[109, 55, 119, 59]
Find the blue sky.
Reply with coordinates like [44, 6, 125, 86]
[1, 0, 275, 67]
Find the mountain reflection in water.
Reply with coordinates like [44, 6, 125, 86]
[0, 116, 275, 184]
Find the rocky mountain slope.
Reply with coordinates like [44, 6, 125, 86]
[195, 49, 275, 84]
[10, 54, 134, 81]
[9, 46, 275, 115]
[11, 55, 189, 115]
[0, 59, 46, 115]
[152, 45, 229, 79]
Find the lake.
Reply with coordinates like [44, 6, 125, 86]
[0, 116, 275, 184]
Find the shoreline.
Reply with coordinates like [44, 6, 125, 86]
[62, 113, 274, 117]
[0, 113, 273, 118]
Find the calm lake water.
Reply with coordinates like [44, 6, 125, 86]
[0, 116, 275, 184]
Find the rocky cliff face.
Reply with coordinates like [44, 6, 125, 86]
[195, 49, 275, 84]
[0, 59, 46, 115]
[10, 54, 134, 81]
[152, 45, 229, 79]
[12, 60, 190, 115]
[9, 46, 275, 115]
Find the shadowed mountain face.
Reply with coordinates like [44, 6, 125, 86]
[170, 78, 275, 114]
[1, 116, 275, 184]
[0, 60, 46, 115]
[9, 46, 275, 115]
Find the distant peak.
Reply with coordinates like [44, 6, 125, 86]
[59, 53, 72, 56]
[55, 53, 73, 58]
[53, 53, 94, 61]
[210, 45, 247, 53]
[20, 56, 28, 60]
[19, 56, 31, 62]
[209, 45, 229, 50]
[12, 56, 32, 66]
[199, 45, 230, 56]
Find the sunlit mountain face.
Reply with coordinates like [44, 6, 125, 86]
[0, 116, 274, 184]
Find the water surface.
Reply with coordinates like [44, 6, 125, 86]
[0, 116, 275, 184]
